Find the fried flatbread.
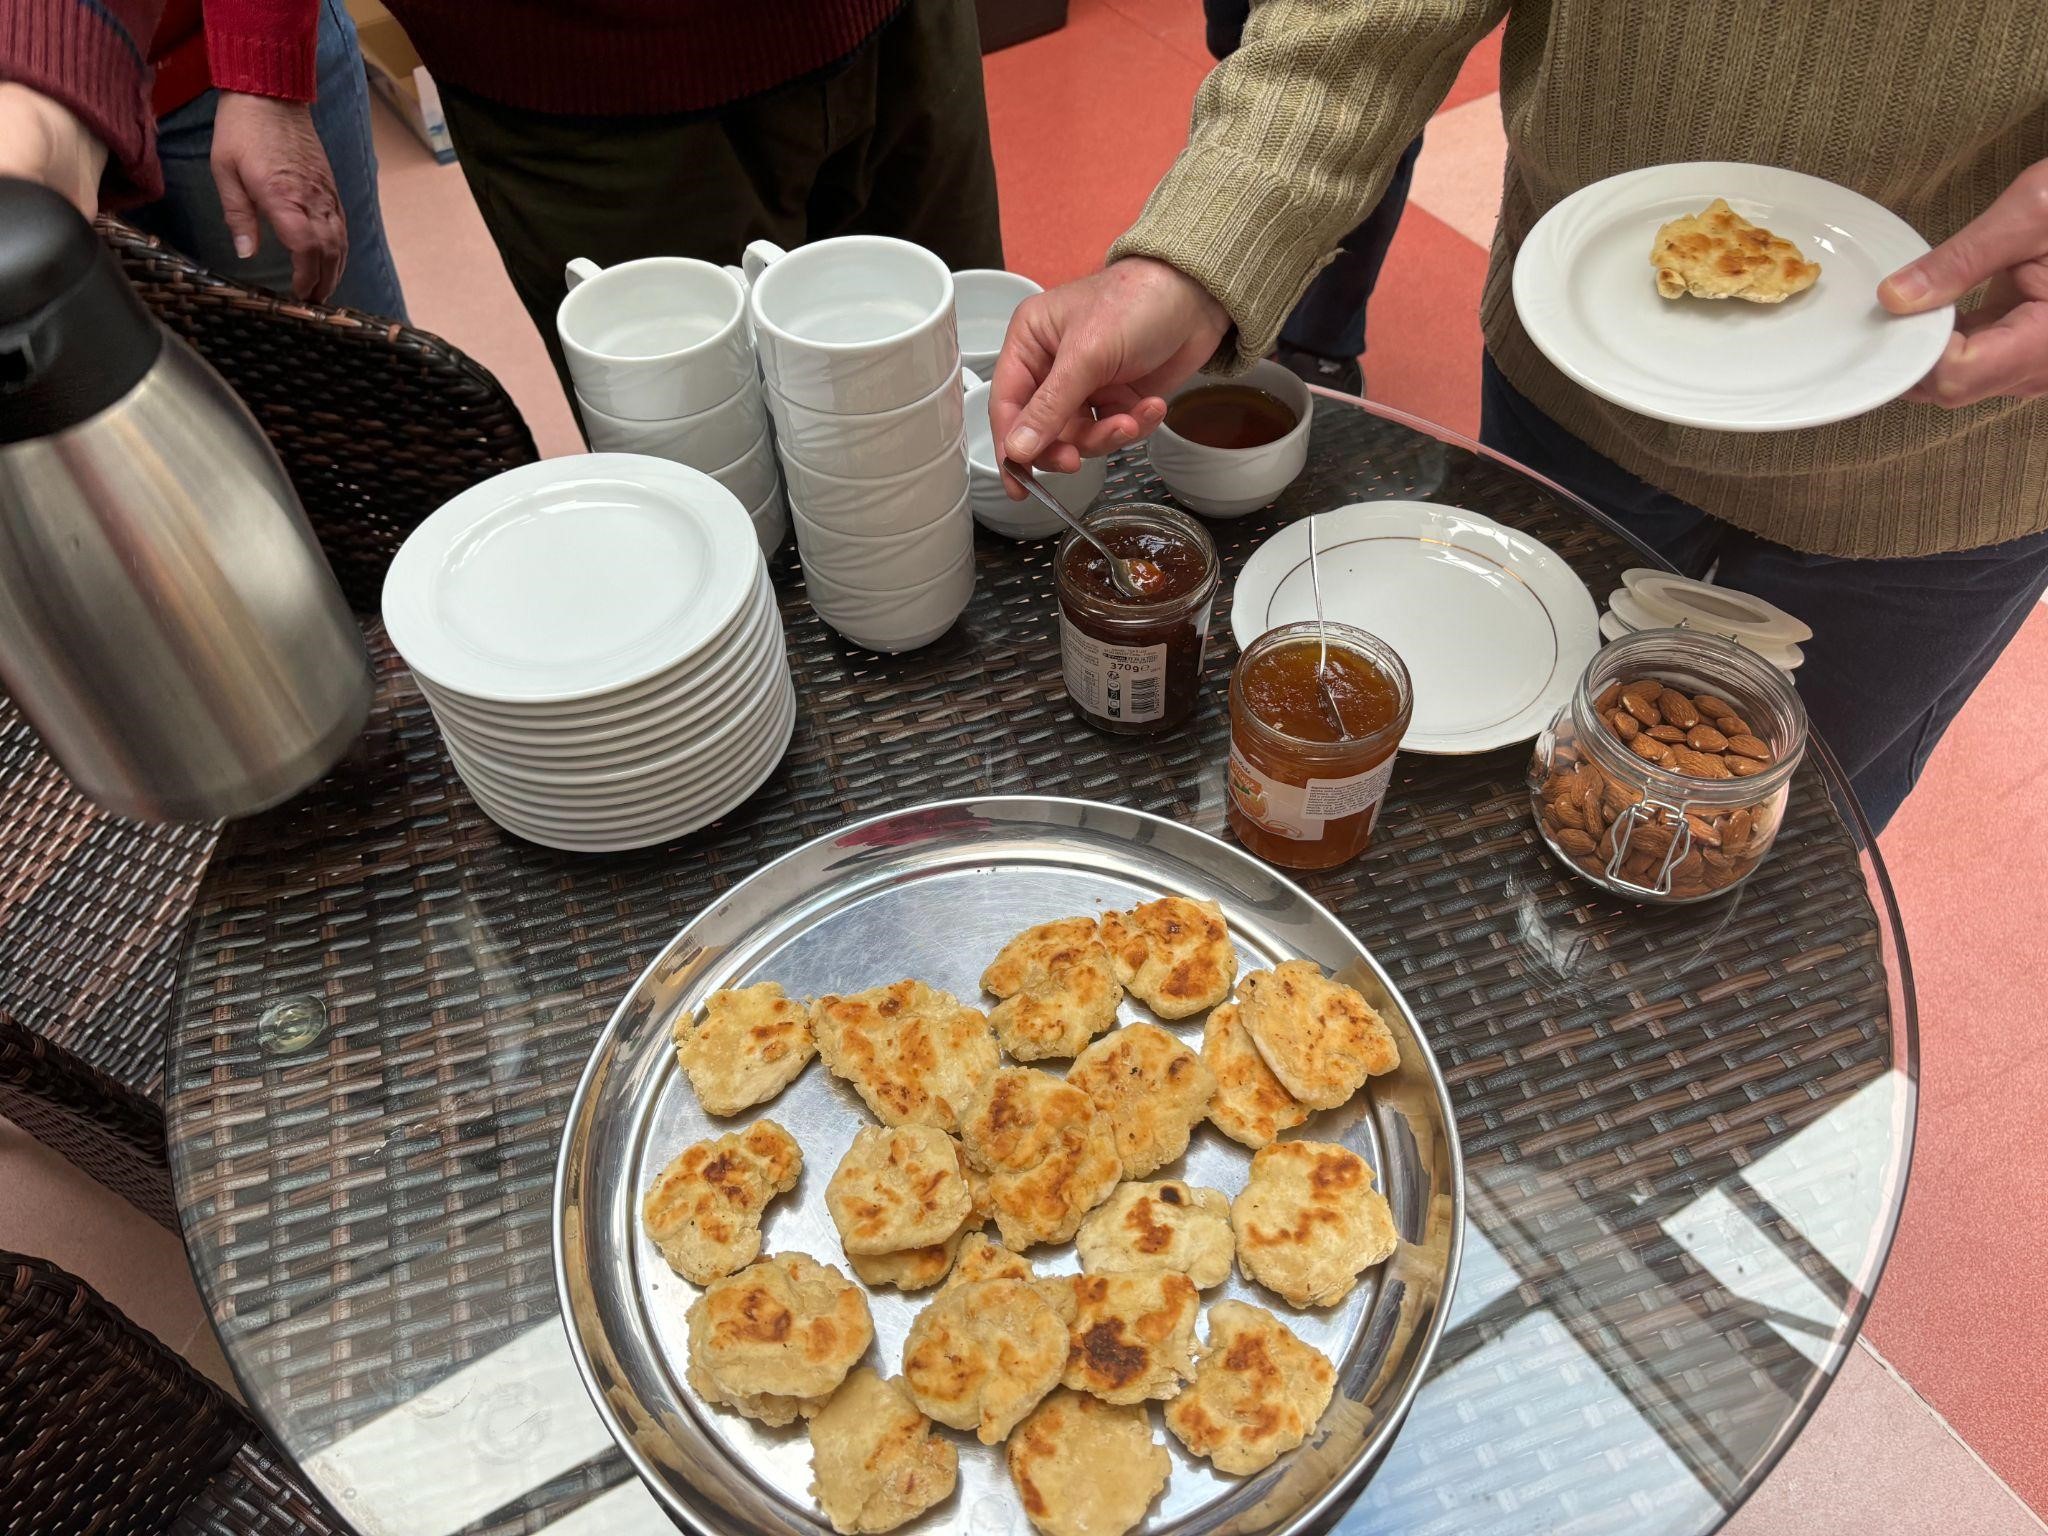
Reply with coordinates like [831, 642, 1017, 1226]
[807, 1369, 958, 1534]
[1651, 198, 1820, 303]
[812, 980, 999, 1133]
[1098, 896, 1235, 1019]
[1008, 1389, 1169, 1536]
[901, 1277, 1068, 1444]
[1076, 1179, 1234, 1288]
[1231, 1140, 1399, 1308]
[1164, 1300, 1337, 1475]
[640, 1120, 801, 1286]
[981, 917, 1124, 1061]
[685, 1253, 873, 1427]
[826, 1125, 974, 1256]
[1066, 1024, 1216, 1177]
[672, 980, 815, 1116]
[959, 1068, 1122, 1249]
[1202, 1001, 1310, 1149]
[1041, 1270, 1200, 1405]
[1238, 961, 1397, 1110]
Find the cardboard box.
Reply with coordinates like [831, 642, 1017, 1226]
[347, 1, 455, 163]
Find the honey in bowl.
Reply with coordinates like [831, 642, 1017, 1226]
[1227, 622, 1413, 870]
[1164, 384, 1298, 449]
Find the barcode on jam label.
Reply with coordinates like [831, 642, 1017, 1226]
[1061, 615, 1168, 724]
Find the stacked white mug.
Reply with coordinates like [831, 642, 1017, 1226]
[749, 236, 975, 653]
[558, 257, 786, 558]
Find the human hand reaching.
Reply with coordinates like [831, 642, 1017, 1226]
[0, 83, 107, 214]
[989, 257, 1230, 494]
[211, 92, 346, 302]
[1880, 159, 2048, 407]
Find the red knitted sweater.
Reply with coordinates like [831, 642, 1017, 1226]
[1, 0, 903, 201]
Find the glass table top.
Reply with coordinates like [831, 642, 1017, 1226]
[164, 392, 1915, 1536]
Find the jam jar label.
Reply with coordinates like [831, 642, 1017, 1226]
[1228, 744, 1397, 841]
[1061, 615, 1168, 724]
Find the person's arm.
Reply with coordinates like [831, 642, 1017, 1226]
[0, 0, 169, 204]
[202, 0, 345, 300]
[994, 0, 1504, 474]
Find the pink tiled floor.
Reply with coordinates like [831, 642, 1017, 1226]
[8, 6, 2043, 1532]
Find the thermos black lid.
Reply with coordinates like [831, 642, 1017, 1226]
[0, 178, 162, 446]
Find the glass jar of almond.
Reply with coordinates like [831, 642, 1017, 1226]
[1527, 629, 1809, 904]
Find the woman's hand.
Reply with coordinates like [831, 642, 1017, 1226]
[1881, 159, 2048, 407]
[210, 92, 347, 302]
[989, 257, 1230, 493]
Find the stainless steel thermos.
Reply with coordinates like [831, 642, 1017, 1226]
[0, 178, 369, 822]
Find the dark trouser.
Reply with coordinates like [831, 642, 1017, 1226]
[439, 0, 1003, 395]
[1480, 354, 2048, 834]
[1204, 0, 1419, 364]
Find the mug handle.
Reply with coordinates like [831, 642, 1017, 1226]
[564, 257, 603, 292]
[741, 240, 787, 287]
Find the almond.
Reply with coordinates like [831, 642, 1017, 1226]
[1604, 780, 1641, 818]
[1726, 755, 1767, 778]
[1687, 724, 1729, 752]
[1556, 828, 1597, 856]
[1726, 735, 1771, 761]
[1685, 813, 1722, 847]
[1628, 733, 1673, 765]
[1671, 848, 1707, 885]
[1723, 808, 1754, 849]
[1623, 694, 1663, 727]
[1673, 748, 1733, 779]
[1648, 724, 1687, 743]
[1596, 682, 1625, 711]
[1665, 696, 1702, 730]
[1610, 710, 1641, 741]
[1693, 695, 1733, 718]
[1715, 714, 1753, 739]
[1621, 678, 1663, 704]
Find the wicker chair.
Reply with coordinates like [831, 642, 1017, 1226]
[0, 222, 540, 1227]
[0, 1251, 348, 1536]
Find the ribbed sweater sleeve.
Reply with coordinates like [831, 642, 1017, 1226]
[0, 0, 166, 199]
[205, 0, 317, 100]
[1110, 0, 1506, 368]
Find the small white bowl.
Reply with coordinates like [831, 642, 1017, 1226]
[1145, 358, 1312, 518]
[806, 548, 975, 653]
[709, 423, 780, 510]
[962, 378, 1105, 538]
[779, 436, 969, 533]
[794, 487, 972, 589]
[748, 481, 788, 557]
[955, 269, 1042, 380]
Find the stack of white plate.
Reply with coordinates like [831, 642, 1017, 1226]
[1602, 569, 1809, 673]
[749, 236, 984, 651]
[382, 455, 794, 853]
[558, 256, 788, 559]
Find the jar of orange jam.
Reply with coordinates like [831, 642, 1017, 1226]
[1226, 621, 1413, 870]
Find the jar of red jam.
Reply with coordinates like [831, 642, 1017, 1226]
[1226, 621, 1413, 869]
[1055, 503, 1219, 734]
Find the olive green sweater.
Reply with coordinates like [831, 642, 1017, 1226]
[1111, 0, 2048, 558]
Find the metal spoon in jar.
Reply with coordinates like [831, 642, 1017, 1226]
[1307, 514, 1352, 737]
[1005, 459, 1150, 600]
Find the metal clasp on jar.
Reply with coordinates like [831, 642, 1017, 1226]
[1604, 797, 1694, 898]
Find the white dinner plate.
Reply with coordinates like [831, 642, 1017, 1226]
[1231, 501, 1600, 755]
[383, 455, 760, 704]
[1513, 162, 1955, 431]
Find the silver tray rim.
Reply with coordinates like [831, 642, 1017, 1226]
[553, 794, 1467, 1535]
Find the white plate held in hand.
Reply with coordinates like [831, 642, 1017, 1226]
[1232, 501, 1600, 755]
[1513, 162, 1955, 431]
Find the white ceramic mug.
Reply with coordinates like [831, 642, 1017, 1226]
[557, 256, 754, 421]
[744, 236, 959, 414]
[767, 365, 967, 477]
[778, 436, 969, 534]
[578, 373, 768, 470]
[793, 486, 972, 589]
[954, 269, 1041, 379]
[709, 423, 781, 511]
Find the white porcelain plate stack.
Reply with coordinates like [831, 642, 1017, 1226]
[1602, 569, 1810, 674]
[382, 455, 795, 853]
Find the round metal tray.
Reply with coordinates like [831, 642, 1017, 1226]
[555, 796, 1464, 1536]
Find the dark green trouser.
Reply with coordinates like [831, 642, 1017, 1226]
[440, 0, 1004, 401]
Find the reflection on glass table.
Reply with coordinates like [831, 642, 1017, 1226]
[165, 390, 1913, 1536]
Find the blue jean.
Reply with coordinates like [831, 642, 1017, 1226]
[1203, 0, 1418, 363]
[1480, 354, 2048, 834]
[131, 0, 407, 318]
